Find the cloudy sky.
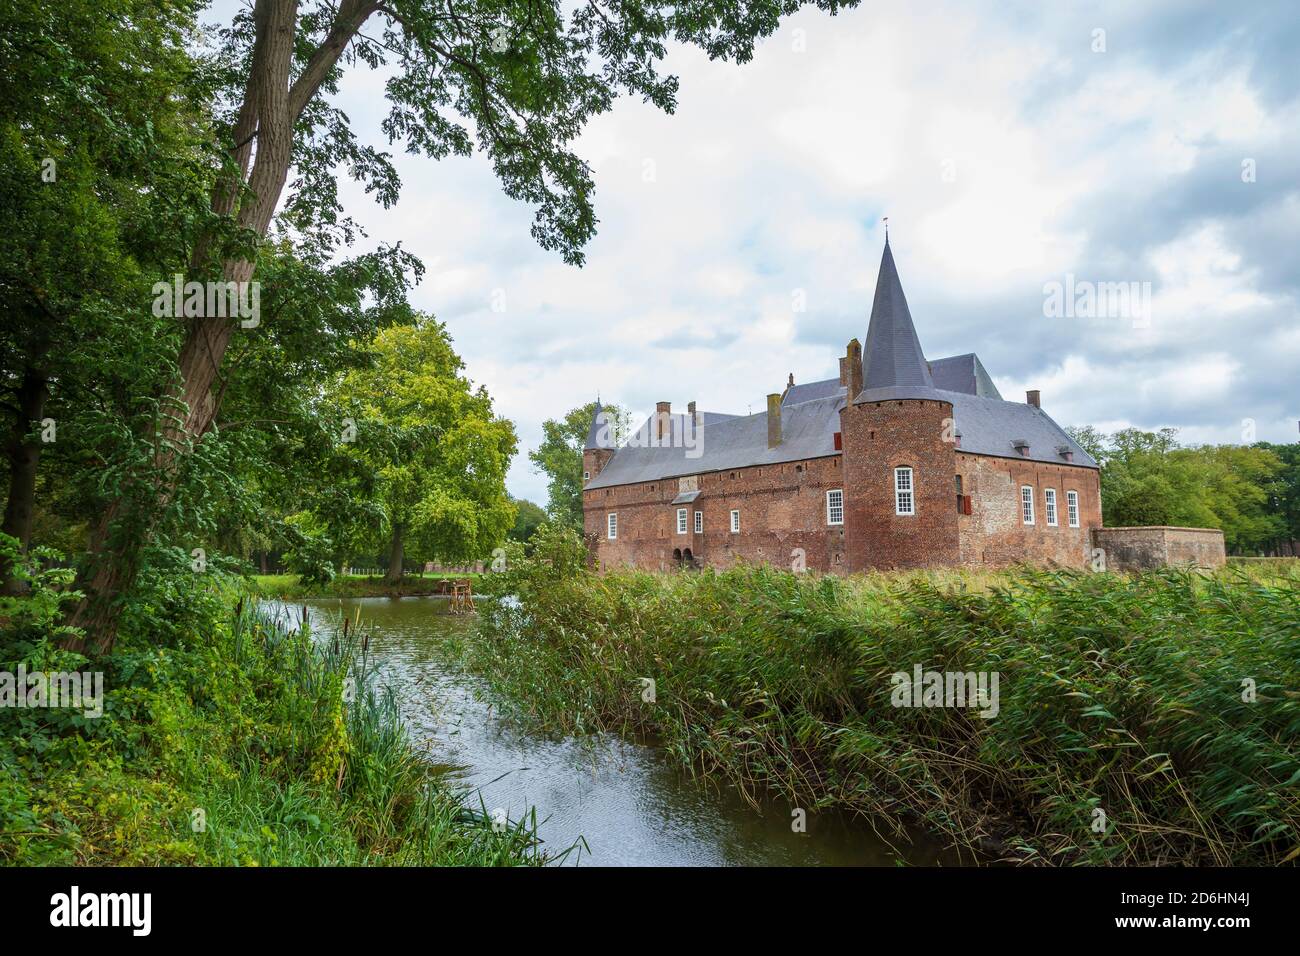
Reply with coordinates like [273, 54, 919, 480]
[243, 0, 1300, 505]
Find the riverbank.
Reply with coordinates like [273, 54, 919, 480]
[470, 535, 1300, 866]
[0, 567, 538, 866]
[252, 572, 481, 600]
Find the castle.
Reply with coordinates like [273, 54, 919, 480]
[581, 240, 1105, 573]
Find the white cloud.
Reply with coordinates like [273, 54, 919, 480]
[297, 0, 1300, 505]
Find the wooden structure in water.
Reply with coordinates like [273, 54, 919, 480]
[448, 579, 474, 614]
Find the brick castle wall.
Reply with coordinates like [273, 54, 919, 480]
[1091, 526, 1226, 570]
[583, 404, 1105, 573]
[584, 455, 848, 572]
[956, 453, 1102, 567]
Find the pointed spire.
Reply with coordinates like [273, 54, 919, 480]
[584, 399, 614, 450]
[855, 241, 942, 403]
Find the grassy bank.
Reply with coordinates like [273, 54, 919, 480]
[251, 572, 480, 600]
[471, 535, 1300, 865]
[1, 560, 538, 866]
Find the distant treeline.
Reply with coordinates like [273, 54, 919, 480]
[1067, 427, 1300, 555]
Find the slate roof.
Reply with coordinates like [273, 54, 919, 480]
[781, 377, 846, 406]
[585, 395, 845, 489]
[942, 390, 1096, 467]
[586, 240, 1096, 487]
[857, 240, 945, 403]
[928, 353, 1002, 400]
[583, 402, 616, 450]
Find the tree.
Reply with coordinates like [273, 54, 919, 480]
[1066, 426, 1288, 553]
[507, 497, 548, 546]
[0, 0, 212, 595]
[50, 0, 861, 651]
[1255, 442, 1300, 554]
[329, 322, 517, 583]
[530, 401, 628, 529]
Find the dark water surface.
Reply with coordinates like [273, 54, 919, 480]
[270, 595, 961, 866]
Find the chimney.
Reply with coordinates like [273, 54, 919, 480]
[1026, 389, 1040, 408]
[838, 356, 848, 385]
[655, 401, 671, 441]
[767, 393, 782, 448]
[787, 372, 795, 387]
[846, 338, 863, 397]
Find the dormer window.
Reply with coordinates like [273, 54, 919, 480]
[1013, 439, 1030, 457]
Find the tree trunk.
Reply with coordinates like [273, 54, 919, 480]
[385, 524, 404, 584]
[0, 365, 50, 595]
[60, 0, 381, 655]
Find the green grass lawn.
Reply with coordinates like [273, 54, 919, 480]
[251, 572, 481, 599]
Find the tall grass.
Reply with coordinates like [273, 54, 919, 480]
[2, 590, 546, 866]
[471, 550, 1300, 866]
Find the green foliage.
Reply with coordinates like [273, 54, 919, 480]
[470, 561, 1300, 865]
[326, 322, 518, 573]
[0, 535, 82, 643]
[507, 498, 548, 547]
[281, 514, 337, 588]
[480, 522, 590, 602]
[0, 560, 544, 866]
[1066, 427, 1290, 553]
[1255, 441, 1300, 548]
[529, 402, 630, 529]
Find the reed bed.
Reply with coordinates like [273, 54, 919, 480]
[471, 550, 1300, 866]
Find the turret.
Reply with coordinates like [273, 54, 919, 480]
[839, 239, 959, 569]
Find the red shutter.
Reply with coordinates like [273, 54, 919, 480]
[833, 432, 843, 450]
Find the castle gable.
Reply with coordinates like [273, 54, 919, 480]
[928, 353, 1002, 400]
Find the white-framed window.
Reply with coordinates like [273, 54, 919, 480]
[730, 509, 740, 533]
[1021, 486, 1035, 525]
[1067, 490, 1080, 528]
[694, 511, 702, 534]
[894, 467, 914, 516]
[826, 489, 844, 525]
[583, 470, 590, 480]
[607, 513, 617, 539]
[676, 508, 687, 534]
[1044, 488, 1058, 527]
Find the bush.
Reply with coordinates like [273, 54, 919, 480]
[0, 547, 543, 866]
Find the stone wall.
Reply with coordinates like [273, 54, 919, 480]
[1091, 526, 1226, 571]
[956, 453, 1102, 567]
[584, 454, 848, 572]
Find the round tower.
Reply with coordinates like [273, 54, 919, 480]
[840, 241, 960, 570]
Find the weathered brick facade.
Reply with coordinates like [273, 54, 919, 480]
[956, 452, 1102, 567]
[840, 397, 960, 569]
[583, 441, 1104, 573]
[584, 454, 848, 572]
